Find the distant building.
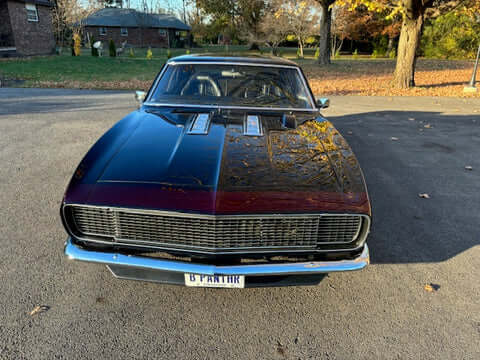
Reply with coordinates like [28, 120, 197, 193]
[0, 0, 55, 57]
[83, 8, 191, 48]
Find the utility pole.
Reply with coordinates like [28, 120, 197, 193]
[182, 0, 187, 23]
[464, 44, 480, 93]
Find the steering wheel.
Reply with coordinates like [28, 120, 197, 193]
[180, 75, 222, 97]
[229, 74, 298, 104]
[229, 76, 266, 98]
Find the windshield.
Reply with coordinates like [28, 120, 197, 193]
[149, 63, 313, 109]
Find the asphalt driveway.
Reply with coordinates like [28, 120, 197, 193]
[0, 88, 479, 359]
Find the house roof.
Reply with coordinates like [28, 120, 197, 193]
[83, 8, 191, 31]
[11, 0, 53, 6]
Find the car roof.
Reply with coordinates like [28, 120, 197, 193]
[167, 53, 299, 67]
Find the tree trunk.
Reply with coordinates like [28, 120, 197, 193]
[299, 40, 304, 58]
[393, 2, 425, 88]
[317, 1, 332, 65]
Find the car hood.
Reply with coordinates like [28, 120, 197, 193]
[64, 107, 370, 215]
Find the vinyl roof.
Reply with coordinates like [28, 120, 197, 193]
[168, 54, 299, 67]
[83, 8, 191, 31]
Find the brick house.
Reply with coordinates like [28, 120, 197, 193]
[0, 0, 55, 57]
[83, 8, 191, 48]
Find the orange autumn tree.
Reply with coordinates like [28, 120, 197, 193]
[337, 0, 480, 89]
[333, 4, 401, 56]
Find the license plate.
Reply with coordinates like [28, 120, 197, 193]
[184, 273, 245, 288]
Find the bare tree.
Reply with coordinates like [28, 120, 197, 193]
[52, 0, 99, 48]
[258, 0, 291, 55]
[281, 0, 320, 58]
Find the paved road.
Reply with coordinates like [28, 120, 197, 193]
[0, 88, 479, 359]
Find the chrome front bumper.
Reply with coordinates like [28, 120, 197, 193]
[65, 238, 369, 279]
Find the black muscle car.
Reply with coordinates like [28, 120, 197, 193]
[62, 55, 371, 288]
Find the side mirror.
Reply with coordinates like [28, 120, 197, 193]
[135, 90, 146, 103]
[316, 97, 330, 109]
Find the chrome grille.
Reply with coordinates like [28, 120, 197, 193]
[69, 205, 363, 252]
[72, 206, 116, 237]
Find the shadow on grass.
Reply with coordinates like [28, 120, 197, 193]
[417, 81, 467, 89]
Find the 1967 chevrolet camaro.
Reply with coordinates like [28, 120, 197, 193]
[61, 54, 371, 288]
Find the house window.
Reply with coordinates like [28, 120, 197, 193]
[121, 28, 128, 36]
[99, 27, 107, 36]
[158, 29, 167, 37]
[25, 4, 38, 22]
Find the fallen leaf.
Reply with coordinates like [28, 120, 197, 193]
[424, 283, 440, 292]
[408, 117, 415, 121]
[29, 305, 50, 316]
[242, 160, 249, 167]
[424, 124, 432, 128]
[465, 165, 473, 170]
[391, 137, 399, 141]
[418, 193, 430, 199]
[276, 341, 287, 357]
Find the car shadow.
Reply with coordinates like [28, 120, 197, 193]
[329, 110, 480, 264]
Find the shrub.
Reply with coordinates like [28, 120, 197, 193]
[249, 43, 260, 51]
[314, 47, 320, 59]
[166, 49, 172, 59]
[352, 49, 358, 60]
[305, 36, 317, 46]
[146, 47, 153, 60]
[371, 50, 379, 59]
[109, 39, 116, 57]
[186, 49, 190, 55]
[389, 48, 396, 59]
[129, 48, 135, 58]
[372, 36, 388, 56]
[421, 12, 480, 59]
[72, 33, 81, 56]
[296, 48, 301, 59]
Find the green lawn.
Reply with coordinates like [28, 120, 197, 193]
[0, 45, 319, 87]
[1, 46, 475, 97]
[0, 55, 164, 83]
